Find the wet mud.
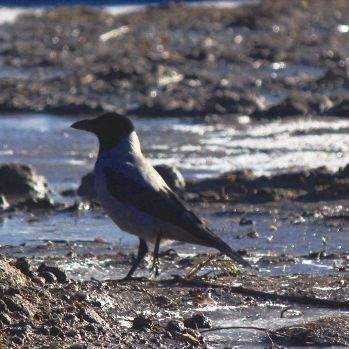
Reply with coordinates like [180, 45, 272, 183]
[0, 0, 348, 118]
[186, 163, 349, 204]
[0, 255, 348, 348]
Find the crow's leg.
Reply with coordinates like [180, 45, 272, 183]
[123, 238, 148, 280]
[152, 234, 162, 277]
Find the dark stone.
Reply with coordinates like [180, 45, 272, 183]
[8, 325, 29, 337]
[84, 324, 96, 332]
[60, 189, 76, 197]
[14, 196, 56, 210]
[239, 218, 253, 226]
[250, 96, 309, 119]
[0, 163, 50, 200]
[77, 172, 96, 200]
[41, 271, 57, 283]
[72, 292, 88, 302]
[38, 263, 68, 283]
[246, 230, 259, 238]
[325, 98, 349, 117]
[35, 325, 50, 335]
[337, 163, 349, 178]
[132, 315, 153, 331]
[165, 320, 186, 334]
[183, 313, 211, 329]
[13, 257, 33, 278]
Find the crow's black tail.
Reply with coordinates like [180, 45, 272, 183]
[194, 226, 251, 268]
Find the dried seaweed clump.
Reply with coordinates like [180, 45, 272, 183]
[272, 314, 349, 346]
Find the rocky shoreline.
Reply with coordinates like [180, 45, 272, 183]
[0, 0, 348, 119]
[1, 161, 349, 213]
[0, 256, 348, 348]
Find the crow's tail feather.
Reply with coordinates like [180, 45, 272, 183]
[194, 226, 251, 268]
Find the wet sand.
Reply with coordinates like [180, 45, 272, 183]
[0, 0, 348, 117]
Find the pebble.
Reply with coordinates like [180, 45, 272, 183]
[165, 320, 186, 334]
[183, 314, 211, 329]
[132, 315, 153, 331]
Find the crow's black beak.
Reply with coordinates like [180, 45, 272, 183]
[71, 119, 96, 132]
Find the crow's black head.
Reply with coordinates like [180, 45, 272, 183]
[71, 113, 135, 151]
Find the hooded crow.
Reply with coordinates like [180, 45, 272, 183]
[71, 113, 251, 279]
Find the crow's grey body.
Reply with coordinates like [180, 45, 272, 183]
[95, 131, 207, 244]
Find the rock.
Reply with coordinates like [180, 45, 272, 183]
[166, 320, 186, 334]
[246, 230, 259, 238]
[77, 172, 96, 200]
[72, 292, 88, 302]
[250, 96, 309, 118]
[324, 98, 349, 117]
[186, 164, 349, 204]
[337, 163, 349, 178]
[315, 67, 348, 88]
[0, 163, 50, 201]
[41, 271, 57, 283]
[239, 218, 253, 226]
[154, 165, 186, 191]
[9, 324, 29, 337]
[183, 313, 211, 329]
[132, 315, 153, 331]
[60, 189, 76, 197]
[205, 90, 256, 115]
[12, 257, 33, 278]
[78, 308, 103, 325]
[38, 263, 68, 283]
[13, 196, 56, 211]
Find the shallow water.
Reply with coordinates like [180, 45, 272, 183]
[0, 113, 348, 186]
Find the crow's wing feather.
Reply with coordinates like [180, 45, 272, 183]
[103, 162, 205, 235]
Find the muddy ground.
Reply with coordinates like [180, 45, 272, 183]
[0, 191, 348, 348]
[0, 252, 348, 348]
[0, 0, 348, 118]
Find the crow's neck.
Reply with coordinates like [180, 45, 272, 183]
[98, 131, 142, 158]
